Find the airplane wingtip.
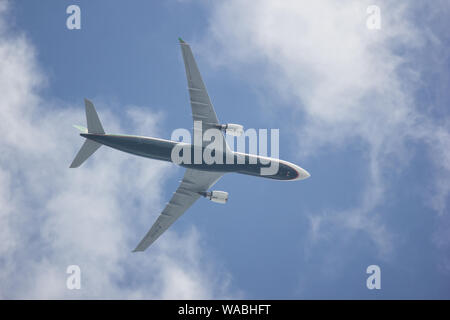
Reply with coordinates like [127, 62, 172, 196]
[178, 37, 185, 44]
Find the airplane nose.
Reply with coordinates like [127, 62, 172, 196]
[298, 167, 311, 179]
[285, 161, 310, 180]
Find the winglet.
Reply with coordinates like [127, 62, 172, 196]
[178, 37, 185, 44]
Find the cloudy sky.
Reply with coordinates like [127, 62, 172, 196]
[0, 0, 449, 299]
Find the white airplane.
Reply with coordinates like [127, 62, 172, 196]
[70, 38, 310, 251]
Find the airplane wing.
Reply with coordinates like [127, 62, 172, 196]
[134, 39, 228, 252]
[133, 169, 224, 251]
[179, 38, 228, 148]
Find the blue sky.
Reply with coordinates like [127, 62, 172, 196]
[0, 0, 449, 299]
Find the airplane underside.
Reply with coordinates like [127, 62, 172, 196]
[70, 38, 310, 251]
[80, 133, 302, 180]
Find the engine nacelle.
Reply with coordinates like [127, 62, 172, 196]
[219, 123, 244, 136]
[201, 190, 229, 204]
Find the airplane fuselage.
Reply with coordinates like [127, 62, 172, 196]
[81, 133, 310, 181]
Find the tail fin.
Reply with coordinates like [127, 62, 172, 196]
[69, 99, 105, 168]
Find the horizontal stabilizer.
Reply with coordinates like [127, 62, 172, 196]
[69, 139, 101, 168]
[70, 99, 105, 168]
[85, 98, 105, 134]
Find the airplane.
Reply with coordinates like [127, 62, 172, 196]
[70, 38, 310, 252]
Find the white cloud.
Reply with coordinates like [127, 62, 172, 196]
[0, 2, 238, 299]
[201, 0, 450, 261]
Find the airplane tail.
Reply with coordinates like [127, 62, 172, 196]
[69, 99, 105, 168]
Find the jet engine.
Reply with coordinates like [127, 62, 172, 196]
[200, 191, 229, 204]
[218, 123, 244, 136]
